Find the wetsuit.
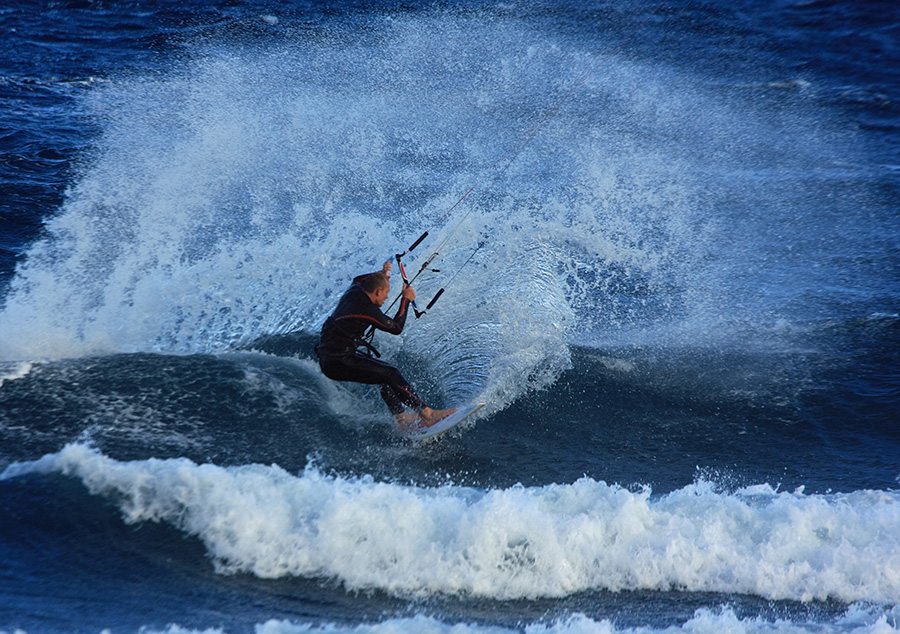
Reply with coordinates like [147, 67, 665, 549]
[315, 272, 427, 416]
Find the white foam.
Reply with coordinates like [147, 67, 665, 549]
[256, 607, 900, 634]
[69, 605, 900, 634]
[0, 361, 34, 388]
[5, 444, 900, 605]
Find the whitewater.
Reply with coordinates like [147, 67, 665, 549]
[5, 443, 900, 605]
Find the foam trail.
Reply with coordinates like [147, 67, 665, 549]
[5, 444, 900, 605]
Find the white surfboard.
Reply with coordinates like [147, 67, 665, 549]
[404, 403, 485, 440]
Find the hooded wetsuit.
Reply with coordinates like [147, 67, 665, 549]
[316, 272, 426, 416]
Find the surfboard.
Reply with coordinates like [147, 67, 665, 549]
[404, 403, 485, 440]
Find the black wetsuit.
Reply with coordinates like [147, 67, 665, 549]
[315, 273, 426, 416]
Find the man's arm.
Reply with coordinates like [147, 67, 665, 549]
[376, 295, 409, 335]
[366, 281, 412, 335]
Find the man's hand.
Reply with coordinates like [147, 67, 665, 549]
[402, 284, 416, 302]
[382, 261, 392, 277]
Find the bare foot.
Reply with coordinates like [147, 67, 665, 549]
[394, 411, 420, 432]
[419, 407, 457, 427]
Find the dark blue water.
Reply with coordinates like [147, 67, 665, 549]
[1, 1, 899, 633]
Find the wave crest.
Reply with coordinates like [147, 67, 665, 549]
[5, 443, 900, 604]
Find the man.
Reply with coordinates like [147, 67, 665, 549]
[315, 261, 456, 429]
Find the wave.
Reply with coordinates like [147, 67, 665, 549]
[82, 605, 900, 634]
[4, 443, 899, 605]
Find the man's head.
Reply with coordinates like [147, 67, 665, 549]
[361, 272, 390, 307]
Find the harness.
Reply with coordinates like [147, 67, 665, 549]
[316, 314, 382, 359]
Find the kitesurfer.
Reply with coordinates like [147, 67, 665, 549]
[315, 261, 456, 429]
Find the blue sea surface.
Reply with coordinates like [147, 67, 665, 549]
[1, 1, 899, 633]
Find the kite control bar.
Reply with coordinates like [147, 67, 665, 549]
[394, 236, 484, 319]
[395, 254, 429, 318]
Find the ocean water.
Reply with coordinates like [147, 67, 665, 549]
[1, 0, 899, 632]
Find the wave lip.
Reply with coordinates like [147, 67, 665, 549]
[4, 443, 900, 604]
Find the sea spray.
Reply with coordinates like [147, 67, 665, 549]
[0, 10, 867, 428]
